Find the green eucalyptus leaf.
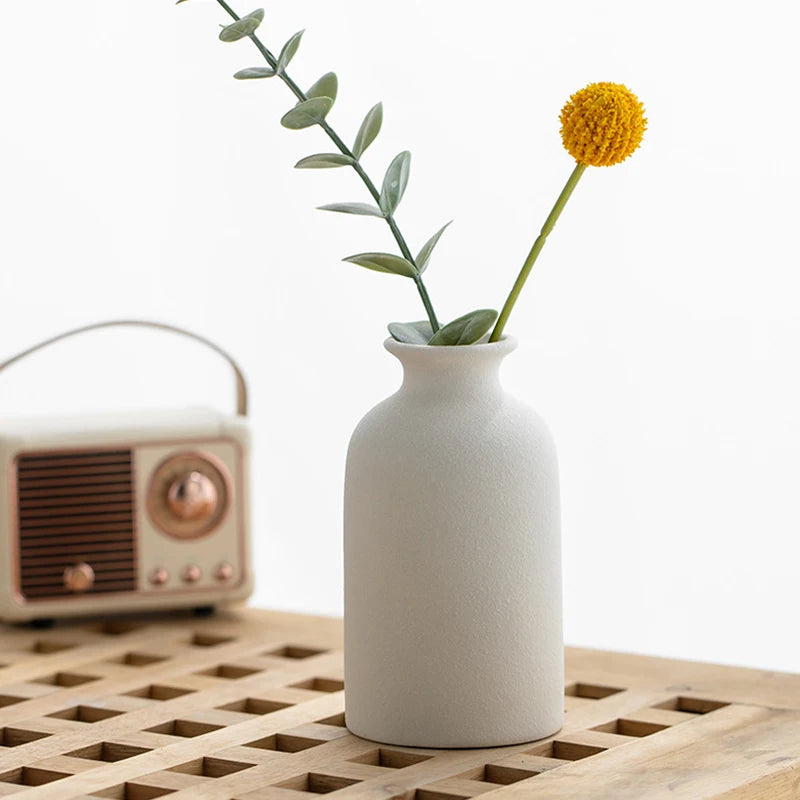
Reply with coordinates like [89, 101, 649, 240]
[176, 0, 191, 5]
[280, 97, 334, 130]
[417, 221, 452, 274]
[343, 252, 417, 278]
[317, 202, 384, 217]
[388, 321, 434, 345]
[219, 9, 264, 42]
[295, 153, 355, 169]
[234, 66, 275, 79]
[276, 29, 304, 74]
[306, 72, 338, 103]
[428, 309, 499, 346]
[379, 151, 411, 215]
[352, 102, 383, 159]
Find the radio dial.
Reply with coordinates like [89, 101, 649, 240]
[168, 471, 218, 522]
[147, 452, 232, 540]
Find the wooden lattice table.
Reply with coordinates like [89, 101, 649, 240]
[0, 608, 798, 799]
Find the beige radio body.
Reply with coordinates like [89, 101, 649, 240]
[0, 408, 252, 622]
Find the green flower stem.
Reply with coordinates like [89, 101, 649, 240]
[214, 0, 440, 332]
[490, 162, 587, 343]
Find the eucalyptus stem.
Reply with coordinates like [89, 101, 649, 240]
[214, 0, 441, 332]
[489, 162, 587, 342]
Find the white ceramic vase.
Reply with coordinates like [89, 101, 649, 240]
[343, 336, 563, 747]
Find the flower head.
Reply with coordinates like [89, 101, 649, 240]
[559, 82, 646, 167]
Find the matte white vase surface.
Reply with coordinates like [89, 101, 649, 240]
[344, 336, 563, 748]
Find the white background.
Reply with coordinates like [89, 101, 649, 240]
[1, 1, 798, 672]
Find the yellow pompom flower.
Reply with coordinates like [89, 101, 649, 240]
[559, 82, 646, 167]
[490, 82, 646, 341]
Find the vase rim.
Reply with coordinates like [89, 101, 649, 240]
[384, 335, 518, 357]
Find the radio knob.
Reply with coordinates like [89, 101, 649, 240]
[149, 567, 169, 586]
[214, 561, 234, 582]
[167, 471, 218, 522]
[182, 564, 202, 583]
[63, 562, 95, 593]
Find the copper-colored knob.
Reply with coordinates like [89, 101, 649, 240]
[214, 562, 234, 582]
[167, 471, 218, 522]
[182, 564, 202, 583]
[63, 562, 95, 593]
[149, 567, 169, 586]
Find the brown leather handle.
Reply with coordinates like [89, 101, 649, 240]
[0, 320, 248, 417]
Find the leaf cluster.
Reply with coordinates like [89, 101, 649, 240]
[192, 3, 501, 345]
[389, 310, 498, 346]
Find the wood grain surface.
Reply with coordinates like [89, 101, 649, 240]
[0, 608, 797, 799]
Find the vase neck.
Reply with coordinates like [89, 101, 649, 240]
[385, 337, 517, 399]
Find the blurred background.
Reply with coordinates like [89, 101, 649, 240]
[1, 0, 798, 670]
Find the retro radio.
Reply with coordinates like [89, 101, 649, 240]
[0, 321, 253, 623]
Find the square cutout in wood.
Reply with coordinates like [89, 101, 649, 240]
[592, 718, 670, 737]
[169, 757, 254, 778]
[196, 664, 261, 679]
[33, 671, 99, 687]
[265, 645, 327, 659]
[276, 773, 362, 794]
[653, 696, 729, 714]
[527, 739, 605, 761]
[67, 742, 152, 762]
[144, 719, 224, 738]
[349, 749, 434, 769]
[481, 763, 540, 785]
[0, 694, 25, 708]
[564, 682, 624, 699]
[289, 677, 344, 693]
[47, 705, 124, 723]
[244, 733, 326, 753]
[415, 786, 469, 800]
[113, 652, 170, 667]
[91, 782, 176, 799]
[0, 727, 51, 747]
[95, 621, 146, 636]
[455, 765, 530, 786]
[29, 640, 76, 654]
[190, 633, 235, 647]
[316, 712, 346, 727]
[125, 684, 195, 701]
[0, 766, 71, 786]
[217, 697, 293, 715]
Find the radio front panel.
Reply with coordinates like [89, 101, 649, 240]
[0, 412, 252, 621]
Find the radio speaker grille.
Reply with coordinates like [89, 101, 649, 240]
[16, 449, 137, 599]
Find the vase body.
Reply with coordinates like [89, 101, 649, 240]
[343, 337, 563, 748]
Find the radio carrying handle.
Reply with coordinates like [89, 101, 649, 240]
[0, 320, 248, 417]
